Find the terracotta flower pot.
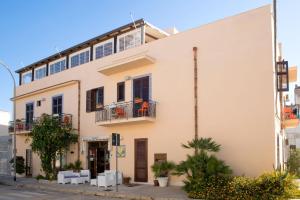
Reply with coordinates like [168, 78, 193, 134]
[153, 179, 159, 186]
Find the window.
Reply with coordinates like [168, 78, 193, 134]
[118, 29, 142, 52]
[22, 72, 32, 84]
[37, 100, 41, 107]
[86, 87, 104, 112]
[50, 60, 66, 75]
[95, 40, 113, 59]
[35, 66, 47, 80]
[52, 95, 63, 115]
[117, 82, 125, 102]
[25, 102, 34, 129]
[70, 50, 90, 68]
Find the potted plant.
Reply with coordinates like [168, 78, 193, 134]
[151, 161, 175, 187]
[10, 156, 25, 177]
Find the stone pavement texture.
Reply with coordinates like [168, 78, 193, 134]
[0, 185, 120, 200]
[0, 175, 189, 200]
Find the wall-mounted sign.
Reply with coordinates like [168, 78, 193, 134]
[117, 145, 126, 158]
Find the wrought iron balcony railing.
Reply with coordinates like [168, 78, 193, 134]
[95, 100, 156, 123]
[8, 113, 73, 133]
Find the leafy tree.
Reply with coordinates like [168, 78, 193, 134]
[174, 138, 232, 193]
[28, 114, 78, 179]
[287, 149, 300, 177]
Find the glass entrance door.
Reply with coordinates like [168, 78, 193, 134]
[88, 141, 110, 178]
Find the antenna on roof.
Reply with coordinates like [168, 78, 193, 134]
[130, 12, 137, 29]
[55, 46, 62, 58]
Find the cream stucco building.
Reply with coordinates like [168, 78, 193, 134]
[10, 5, 286, 184]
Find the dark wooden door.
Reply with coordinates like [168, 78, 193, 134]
[134, 138, 148, 182]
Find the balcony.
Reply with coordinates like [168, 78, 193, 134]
[283, 106, 299, 128]
[95, 100, 156, 126]
[8, 113, 73, 134]
[97, 51, 155, 75]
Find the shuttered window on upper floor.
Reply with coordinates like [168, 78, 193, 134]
[86, 87, 104, 112]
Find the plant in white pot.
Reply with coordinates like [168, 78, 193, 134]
[151, 161, 175, 187]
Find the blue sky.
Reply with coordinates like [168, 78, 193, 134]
[0, 0, 299, 117]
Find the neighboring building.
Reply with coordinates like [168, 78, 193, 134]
[11, 5, 286, 184]
[0, 110, 11, 175]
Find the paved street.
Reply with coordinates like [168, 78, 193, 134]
[0, 185, 118, 200]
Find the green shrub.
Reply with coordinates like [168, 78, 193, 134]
[188, 171, 297, 200]
[10, 156, 25, 174]
[63, 160, 82, 171]
[36, 174, 45, 180]
[253, 171, 296, 200]
[287, 149, 300, 177]
[174, 138, 232, 193]
[188, 175, 233, 200]
[151, 161, 175, 178]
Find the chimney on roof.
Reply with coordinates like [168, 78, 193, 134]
[164, 27, 179, 35]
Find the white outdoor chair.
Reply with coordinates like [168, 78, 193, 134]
[106, 170, 123, 184]
[80, 170, 90, 183]
[97, 171, 115, 188]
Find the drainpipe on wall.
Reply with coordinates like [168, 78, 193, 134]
[193, 47, 199, 154]
[77, 80, 81, 161]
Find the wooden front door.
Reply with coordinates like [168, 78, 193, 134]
[134, 138, 148, 182]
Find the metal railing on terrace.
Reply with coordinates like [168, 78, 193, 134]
[95, 100, 156, 123]
[8, 113, 73, 133]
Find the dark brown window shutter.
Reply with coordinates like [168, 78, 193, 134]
[86, 90, 92, 112]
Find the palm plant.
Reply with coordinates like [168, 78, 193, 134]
[174, 138, 232, 192]
[151, 161, 176, 178]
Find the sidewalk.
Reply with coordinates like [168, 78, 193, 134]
[0, 175, 189, 200]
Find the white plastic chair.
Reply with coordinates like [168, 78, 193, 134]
[97, 171, 115, 188]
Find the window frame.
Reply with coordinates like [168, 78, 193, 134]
[69, 48, 90, 68]
[117, 82, 125, 102]
[52, 95, 63, 115]
[86, 87, 104, 113]
[34, 65, 47, 80]
[94, 38, 114, 60]
[25, 101, 34, 128]
[22, 71, 33, 85]
[117, 28, 142, 52]
[49, 58, 66, 75]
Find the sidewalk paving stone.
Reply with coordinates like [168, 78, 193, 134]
[0, 175, 189, 200]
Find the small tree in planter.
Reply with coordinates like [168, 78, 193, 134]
[151, 161, 175, 187]
[10, 156, 25, 176]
